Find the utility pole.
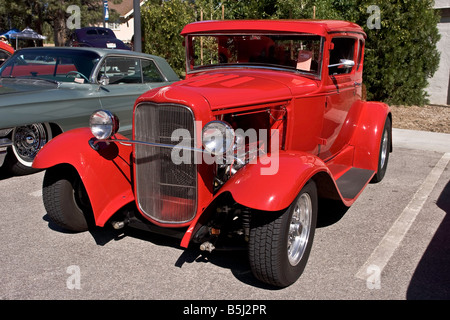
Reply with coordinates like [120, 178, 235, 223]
[133, 0, 142, 52]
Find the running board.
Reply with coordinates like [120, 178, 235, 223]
[336, 167, 375, 200]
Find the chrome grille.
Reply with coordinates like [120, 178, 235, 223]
[134, 103, 197, 224]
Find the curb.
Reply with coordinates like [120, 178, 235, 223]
[393, 128, 450, 153]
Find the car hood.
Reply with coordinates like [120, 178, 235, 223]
[0, 77, 59, 95]
[172, 70, 319, 110]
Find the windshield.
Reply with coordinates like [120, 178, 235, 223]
[187, 34, 323, 77]
[80, 28, 116, 38]
[0, 49, 100, 82]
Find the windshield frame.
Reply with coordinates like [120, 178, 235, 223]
[185, 32, 325, 80]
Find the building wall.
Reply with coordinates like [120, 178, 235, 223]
[427, 3, 450, 106]
[107, 18, 134, 44]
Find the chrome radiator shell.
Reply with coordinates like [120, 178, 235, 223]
[134, 103, 197, 224]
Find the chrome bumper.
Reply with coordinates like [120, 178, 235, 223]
[0, 145, 10, 167]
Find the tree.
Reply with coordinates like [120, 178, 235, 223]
[0, 0, 123, 46]
[142, 0, 196, 77]
[263, 0, 441, 105]
[139, 0, 441, 105]
[358, 0, 440, 105]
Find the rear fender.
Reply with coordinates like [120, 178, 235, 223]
[33, 128, 134, 227]
[351, 101, 391, 171]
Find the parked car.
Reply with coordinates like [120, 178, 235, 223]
[0, 41, 14, 66]
[0, 46, 179, 175]
[67, 27, 130, 50]
[33, 20, 392, 287]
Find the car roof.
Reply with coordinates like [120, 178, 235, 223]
[12, 46, 162, 60]
[181, 20, 366, 37]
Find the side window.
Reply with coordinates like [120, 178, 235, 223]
[328, 37, 356, 75]
[97, 57, 142, 84]
[141, 59, 165, 83]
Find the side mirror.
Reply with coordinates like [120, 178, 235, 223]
[99, 75, 110, 86]
[328, 59, 355, 69]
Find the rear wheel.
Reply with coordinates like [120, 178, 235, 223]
[248, 180, 318, 287]
[371, 117, 391, 183]
[42, 165, 93, 232]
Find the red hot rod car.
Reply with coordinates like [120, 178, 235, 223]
[34, 20, 392, 287]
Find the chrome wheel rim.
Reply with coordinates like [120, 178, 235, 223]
[380, 129, 389, 169]
[12, 124, 48, 165]
[287, 193, 312, 266]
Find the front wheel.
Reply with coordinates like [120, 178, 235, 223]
[4, 123, 52, 175]
[42, 165, 93, 232]
[248, 180, 318, 287]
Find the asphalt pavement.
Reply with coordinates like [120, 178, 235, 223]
[0, 128, 449, 304]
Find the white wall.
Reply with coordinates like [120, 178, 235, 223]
[427, 15, 450, 105]
[427, 2, 450, 105]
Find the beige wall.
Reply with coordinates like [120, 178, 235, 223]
[427, 4, 450, 105]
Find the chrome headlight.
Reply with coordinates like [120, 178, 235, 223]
[89, 110, 119, 140]
[202, 121, 235, 155]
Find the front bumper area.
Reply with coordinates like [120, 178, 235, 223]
[0, 136, 13, 167]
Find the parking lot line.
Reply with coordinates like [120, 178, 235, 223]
[355, 152, 450, 281]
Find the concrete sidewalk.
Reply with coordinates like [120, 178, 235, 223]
[393, 128, 450, 153]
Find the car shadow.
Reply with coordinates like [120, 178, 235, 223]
[43, 213, 125, 246]
[124, 227, 275, 288]
[317, 198, 349, 228]
[42, 197, 350, 290]
[406, 180, 450, 299]
[0, 167, 13, 180]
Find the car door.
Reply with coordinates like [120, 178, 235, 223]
[319, 36, 359, 160]
[96, 56, 167, 138]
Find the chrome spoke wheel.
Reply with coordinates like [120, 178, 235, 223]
[380, 129, 389, 169]
[287, 193, 312, 266]
[12, 124, 49, 166]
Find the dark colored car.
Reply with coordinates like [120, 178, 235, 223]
[67, 27, 130, 50]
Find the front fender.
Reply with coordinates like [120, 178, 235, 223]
[33, 128, 134, 227]
[180, 151, 334, 248]
[216, 151, 331, 211]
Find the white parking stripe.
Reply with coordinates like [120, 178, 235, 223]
[355, 152, 450, 281]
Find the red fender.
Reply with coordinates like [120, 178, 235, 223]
[351, 101, 391, 171]
[180, 151, 333, 247]
[217, 151, 331, 211]
[33, 128, 134, 227]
